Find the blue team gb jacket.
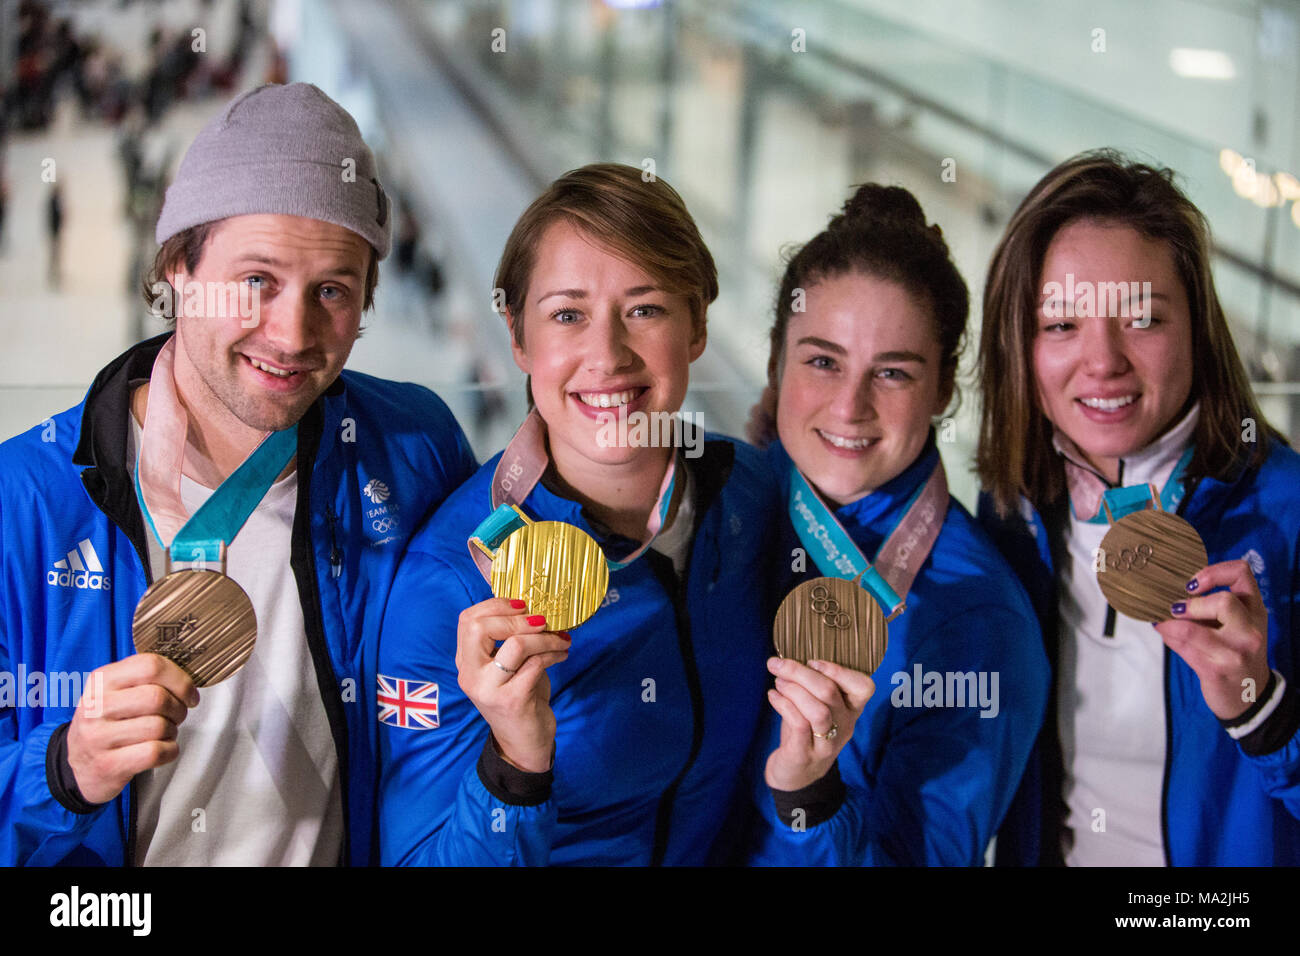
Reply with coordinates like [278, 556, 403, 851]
[980, 438, 1300, 865]
[0, 334, 477, 866]
[377, 435, 781, 865]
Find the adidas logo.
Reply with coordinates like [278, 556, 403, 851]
[47, 538, 112, 591]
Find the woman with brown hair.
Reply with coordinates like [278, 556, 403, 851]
[977, 149, 1300, 865]
[742, 183, 1048, 865]
[373, 163, 781, 865]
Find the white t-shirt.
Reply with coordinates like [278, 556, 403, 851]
[128, 416, 344, 866]
[1056, 405, 1199, 866]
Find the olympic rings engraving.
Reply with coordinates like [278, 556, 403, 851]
[1107, 543, 1154, 572]
[809, 584, 852, 629]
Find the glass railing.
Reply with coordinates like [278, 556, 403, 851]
[414, 0, 1300, 458]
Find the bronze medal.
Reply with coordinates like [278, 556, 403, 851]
[773, 575, 889, 674]
[490, 520, 609, 631]
[1096, 509, 1208, 622]
[133, 569, 257, 686]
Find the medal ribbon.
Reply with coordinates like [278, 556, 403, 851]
[468, 407, 677, 580]
[1072, 445, 1194, 526]
[134, 337, 299, 566]
[786, 457, 949, 620]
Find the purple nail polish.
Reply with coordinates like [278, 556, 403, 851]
[1186, 579, 1199, 592]
[1171, 602, 1186, 615]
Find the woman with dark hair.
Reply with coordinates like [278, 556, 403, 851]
[977, 149, 1300, 865]
[375, 163, 780, 865]
[744, 183, 1048, 865]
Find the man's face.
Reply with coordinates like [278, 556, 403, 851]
[170, 214, 372, 432]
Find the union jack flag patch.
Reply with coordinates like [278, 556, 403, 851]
[377, 674, 440, 730]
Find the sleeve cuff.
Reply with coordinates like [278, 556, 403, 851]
[1223, 670, 1300, 757]
[45, 722, 108, 815]
[769, 762, 846, 829]
[476, 735, 553, 807]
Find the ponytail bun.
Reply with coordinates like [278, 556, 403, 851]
[836, 183, 924, 229]
[832, 183, 946, 245]
[768, 180, 970, 420]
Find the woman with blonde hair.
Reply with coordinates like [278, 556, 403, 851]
[977, 149, 1300, 865]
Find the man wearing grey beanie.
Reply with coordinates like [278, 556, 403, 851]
[0, 83, 478, 867]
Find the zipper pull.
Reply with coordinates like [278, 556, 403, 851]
[326, 504, 342, 579]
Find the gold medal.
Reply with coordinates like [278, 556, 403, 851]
[1097, 509, 1208, 622]
[133, 567, 257, 686]
[773, 575, 889, 674]
[488, 520, 609, 631]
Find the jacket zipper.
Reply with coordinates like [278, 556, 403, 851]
[287, 423, 353, 867]
[1102, 460, 1123, 639]
[1159, 478, 1198, 866]
[646, 553, 706, 867]
[125, 522, 152, 867]
[326, 503, 343, 579]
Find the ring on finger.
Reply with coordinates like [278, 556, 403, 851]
[812, 722, 838, 741]
[492, 659, 518, 675]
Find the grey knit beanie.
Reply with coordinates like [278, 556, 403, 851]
[155, 83, 391, 258]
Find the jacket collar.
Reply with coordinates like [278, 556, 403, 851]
[1052, 403, 1200, 520]
[1030, 403, 1274, 552]
[529, 431, 736, 560]
[73, 332, 171, 472]
[772, 429, 941, 555]
[73, 332, 345, 561]
[74, 334, 172, 572]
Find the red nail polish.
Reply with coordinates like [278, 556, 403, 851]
[509, 599, 527, 609]
[527, 615, 546, 627]
[558, 631, 571, 642]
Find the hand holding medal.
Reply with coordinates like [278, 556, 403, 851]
[1094, 481, 1208, 622]
[69, 335, 293, 806]
[1092, 476, 1270, 720]
[66, 652, 200, 804]
[763, 656, 876, 793]
[764, 459, 947, 791]
[1156, 559, 1272, 721]
[454, 597, 572, 773]
[456, 411, 677, 771]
